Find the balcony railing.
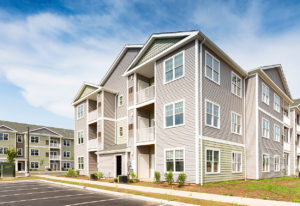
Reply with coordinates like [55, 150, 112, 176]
[297, 146, 300, 155]
[50, 143, 60, 148]
[50, 155, 60, 160]
[137, 127, 155, 143]
[88, 110, 97, 122]
[297, 124, 300, 133]
[283, 142, 290, 151]
[284, 115, 290, 125]
[137, 85, 155, 104]
[88, 138, 98, 150]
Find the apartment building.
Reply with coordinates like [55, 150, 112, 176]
[291, 99, 300, 174]
[0, 120, 74, 172]
[73, 30, 297, 184]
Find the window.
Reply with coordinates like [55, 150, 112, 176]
[118, 95, 124, 106]
[262, 119, 270, 138]
[77, 131, 84, 144]
[64, 162, 71, 169]
[17, 135, 22, 143]
[78, 157, 84, 170]
[50, 151, 58, 157]
[262, 154, 270, 172]
[274, 93, 280, 113]
[0, 147, 8, 155]
[205, 100, 220, 128]
[64, 151, 71, 158]
[274, 155, 280, 172]
[206, 149, 220, 174]
[165, 101, 184, 127]
[231, 112, 242, 134]
[164, 52, 184, 83]
[232, 152, 242, 173]
[231, 72, 242, 97]
[17, 148, 22, 156]
[274, 124, 280, 142]
[119, 127, 123, 137]
[165, 149, 184, 172]
[63, 140, 70, 146]
[30, 162, 39, 169]
[31, 149, 39, 156]
[77, 104, 84, 120]
[262, 83, 269, 105]
[205, 52, 220, 84]
[0, 133, 9, 141]
[30, 136, 39, 143]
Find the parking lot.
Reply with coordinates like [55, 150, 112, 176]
[0, 181, 167, 206]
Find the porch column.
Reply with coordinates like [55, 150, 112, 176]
[15, 160, 18, 172]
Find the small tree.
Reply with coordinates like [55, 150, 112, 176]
[130, 171, 136, 179]
[154, 171, 161, 183]
[95, 172, 103, 180]
[177, 173, 187, 187]
[6, 148, 18, 163]
[164, 170, 174, 185]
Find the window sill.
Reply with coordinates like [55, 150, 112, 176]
[231, 92, 242, 99]
[205, 172, 220, 175]
[164, 75, 184, 85]
[205, 76, 220, 86]
[232, 171, 243, 174]
[164, 123, 185, 129]
[205, 124, 220, 130]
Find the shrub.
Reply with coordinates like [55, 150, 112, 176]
[130, 171, 136, 179]
[76, 170, 80, 176]
[6, 148, 18, 163]
[95, 172, 103, 180]
[154, 171, 161, 183]
[67, 169, 76, 177]
[177, 173, 187, 187]
[114, 178, 118, 183]
[128, 179, 134, 183]
[164, 170, 174, 185]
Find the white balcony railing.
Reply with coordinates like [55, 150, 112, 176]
[88, 138, 98, 150]
[137, 85, 155, 104]
[50, 143, 60, 148]
[50, 155, 60, 160]
[284, 142, 290, 151]
[88, 110, 97, 122]
[137, 127, 155, 143]
[297, 124, 300, 133]
[297, 146, 300, 155]
[284, 115, 290, 125]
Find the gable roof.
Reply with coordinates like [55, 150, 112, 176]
[73, 82, 99, 103]
[0, 120, 73, 138]
[0, 125, 17, 132]
[291, 98, 300, 107]
[29, 127, 61, 137]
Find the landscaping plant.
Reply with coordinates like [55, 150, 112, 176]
[67, 168, 76, 177]
[128, 179, 134, 183]
[164, 170, 174, 185]
[114, 178, 118, 183]
[177, 173, 187, 187]
[76, 169, 80, 176]
[6, 148, 18, 163]
[130, 171, 136, 179]
[154, 171, 161, 183]
[95, 172, 103, 180]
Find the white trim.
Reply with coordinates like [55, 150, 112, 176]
[262, 153, 270, 172]
[231, 71, 242, 98]
[154, 61, 157, 173]
[114, 154, 123, 177]
[17, 148, 23, 157]
[29, 161, 39, 169]
[97, 117, 119, 122]
[164, 148, 185, 174]
[63, 151, 71, 158]
[273, 93, 281, 113]
[205, 147, 221, 174]
[118, 95, 124, 107]
[0, 132, 9, 141]
[30, 148, 40, 156]
[274, 155, 280, 172]
[231, 111, 242, 135]
[199, 40, 204, 186]
[195, 39, 200, 184]
[30, 136, 40, 144]
[0, 125, 18, 132]
[243, 77, 247, 180]
[204, 50, 220, 85]
[76, 130, 84, 145]
[163, 99, 185, 128]
[255, 73, 259, 179]
[204, 99, 220, 129]
[202, 136, 245, 147]
[76, 103, 84, 120]
[29, 127, 61, 137]
[262, 118, 270, 139]
[96, 149, 128, 155]
[77, 156, 84, 170]
[261, 82, 270, 105]
[231, 151, 243, 173]
[163, 51, 185, 84]
[17, 135, 23, 143]
[274, 124, 281, 142]
[258, 107, 284, 125]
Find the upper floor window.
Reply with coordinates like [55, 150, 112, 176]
[274, 124, 280, 142]
[262, 83, 269, 105]
[165, 100, 184, 128]
[164, 52, 184, 83]
[165, 149, 184, 172]
[274, 93, 280, 113]
[232, 152, 242, 173]
[118, 95, 124, 107]
[206, 148, 220, 174]
[262, 119, 270, 138]
[205, 51, 220, 84]
[231, 112, 242, 135]
[17, 135, 22, 143]
[63, 140, 70, 146]
[64, 151, 71, 158]
[30, 136, 39, 143]
[17, 148, 22, 156]
[205, 100, 220, 129]
[77, 104, 84, 120]
[231, 72, 242, 97]
[30, 149, 39, 156]
[0, 133, 9, 141]
[77, 131, 84, 144]
[0, 147, 8, 155]
[119, 127, 123, 137]
[262, 154, 270, 172]
[297, 114, 300, 126]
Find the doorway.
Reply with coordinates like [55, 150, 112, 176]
[138, 154, 150, 179]
[116, 155, 122, 177]
[284, 153, 289, 175]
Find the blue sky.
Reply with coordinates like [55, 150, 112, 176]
[0, 0, 300, 129]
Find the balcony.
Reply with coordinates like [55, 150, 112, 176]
[297, 124, 300, 133]
[50, 155, 60, 160]
[88, 138, 98, 150]
[284, 142, 290, 151]
[137, 127, 155, 143]
[88, 110, 97, 122]
[50, 143, 60, 148]
[297, 146, 300, 155]
[284, 115, 290, 125]
[137, 85, 155, 104]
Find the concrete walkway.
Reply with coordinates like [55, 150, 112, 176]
[39, 175, 300, 206]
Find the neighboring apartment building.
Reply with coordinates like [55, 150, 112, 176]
[73, 30, 297, 184]
[290, 99, 300, 174]
[0, 120, 74, 172]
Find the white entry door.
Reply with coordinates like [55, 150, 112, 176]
[138, 154, 150, 179]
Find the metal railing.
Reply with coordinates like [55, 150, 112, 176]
[88, 110, 97, 122]
[50, 143, 60, 148]
[50, 155, 60, 160]
[137, 85, 155, 104]
[88, 138, 98, 150]
[137, 127, 155, 143]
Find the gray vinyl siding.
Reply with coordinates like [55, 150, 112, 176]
[202, 45, 244, 144]
[245, 75, 257, 179]
[290, 110, 296, 175]
[103, 120, 115, 149]
[99, 153, 125, 178]
[155, 41, 196, 183]
[104, 91, 115, 119]
[258, 111, 284, 178]
[264, 68, 286, 93]
[116, 119, 127, 145]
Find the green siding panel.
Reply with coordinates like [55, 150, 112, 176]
[201, 140, 245, 184]
[75, 85, 97, 102]
[0, 132, 16, 159]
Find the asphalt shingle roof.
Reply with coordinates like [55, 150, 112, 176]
[292, 99, 300, 107]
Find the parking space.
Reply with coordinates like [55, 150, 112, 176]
[0, 181, 166, 206]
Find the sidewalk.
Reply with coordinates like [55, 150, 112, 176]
[39, 175, 300, 206]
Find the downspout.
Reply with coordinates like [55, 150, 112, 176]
[243, 74, 248, 181]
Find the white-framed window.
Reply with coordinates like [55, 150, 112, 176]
[231, 112, 242, 135]
[30, 162, 39, 169]
[64, 151, 71, 158]
[165, 100, 184, 128]
[0, 147, 8, 155]
[206, 148, 220, 174]
[78, 157, 84, 170]
[231, 72, 242, 97]
[274, 124, 280, 142]
[0, 133, 9, 141]
[164, 52, 184, 83]
[30, 136, 39, 143]
[262, 118, 270, 138]
[274, 93, 280, 113]
[119, 127, 123, 137]
[205, 51, 220, 84]
[17, 148, 23, 156]
[232, 152, 242, 173]
[205, 100, 220, 129]
[274, 155, 280, 172]
[17, 135, 22, 143]
[262, 154, 270, 172]
[165, 148, 184, 172]
[262, 83, 269, 105]
[50, 151, 58, 157]
[30, 149, 39, 156]
[64, 162, 71, 169]
[118, 95, 124, 106]
[77, 131, 84, 144]
[63, 140, 70, 146]
[77, 104, 84, 120]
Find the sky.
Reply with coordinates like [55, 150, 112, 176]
[0, 0, 299, 129]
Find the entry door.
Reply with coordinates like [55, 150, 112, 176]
[18, 162, 22, 171]
[284, 153, 289, 175]
[138, 154, 150, 179]
[116, 155, 122, 177]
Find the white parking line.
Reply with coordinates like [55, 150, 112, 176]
[0, 189, 76, 197]
[0, 186, 56, 192]
[0, 184, 44, 189]
[65, 198, 122, 206]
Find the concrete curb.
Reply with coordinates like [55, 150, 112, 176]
[39, 179, 195, 206]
